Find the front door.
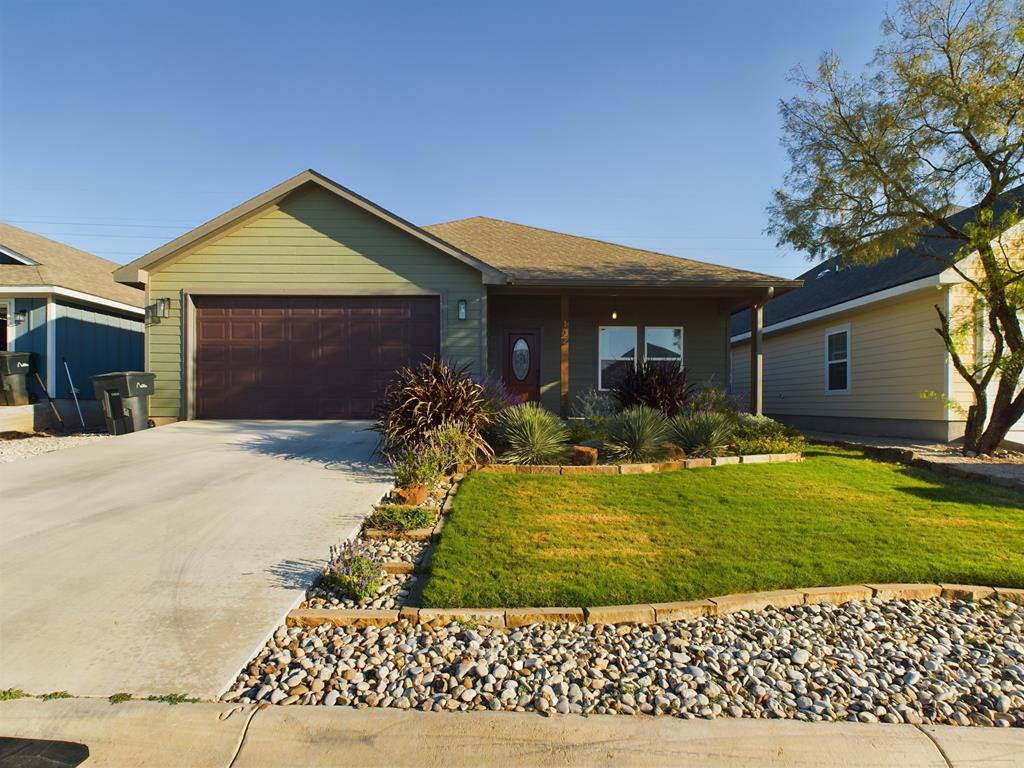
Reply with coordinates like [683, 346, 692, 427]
[503, 330, 540, 403]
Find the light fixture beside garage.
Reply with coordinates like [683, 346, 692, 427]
[457, 299, 468, 321]
[146, 298, 170, 322]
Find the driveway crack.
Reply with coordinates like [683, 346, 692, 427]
[226, 703, 265, 768]
[914, 724, 953, 768]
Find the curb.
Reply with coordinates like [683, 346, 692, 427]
[286, 582, 1024, 630]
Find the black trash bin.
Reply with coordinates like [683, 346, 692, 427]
[0, 351, 33, 406]
[91, 371, 156, 435]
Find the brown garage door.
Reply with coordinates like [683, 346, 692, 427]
[194, 295, 440, 419]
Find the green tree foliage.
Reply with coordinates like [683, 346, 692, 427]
[768, 0, 1023, 454]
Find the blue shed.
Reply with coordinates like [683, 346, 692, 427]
[1, 223, 145, 429]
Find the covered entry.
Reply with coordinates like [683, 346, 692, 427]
[193, 295, 439, 419]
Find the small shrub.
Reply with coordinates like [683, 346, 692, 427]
[492, 402, 569, 465]
[424, 424, 479, 472]
[391, 449, 443, 489]
[365, 504, 435, 532]
[604, 405, 669, 463]
[686, 382, 741, 416]
[327, 541, 386, 602]
[610, 362, 696, 416]
[668, 411, 736, 457]
[572, 390, 619, 419]
[732, 414, 806, 455]
[374, 359, 493, 460]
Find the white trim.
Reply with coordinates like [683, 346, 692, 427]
[597, 325, 638, 391]
[824, 324, 851, 395]
[943, 286, 956, 421]
[0, 298, 13, 351]
[730, 274, 945, 343]
[0, 244, 39, 266]
[0, 285, 144, 315]
[45, 298, 57, 394]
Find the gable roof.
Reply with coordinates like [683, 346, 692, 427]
[425, 216, 801, 289]
[0, 223, 144, 308]
[730, 185, 1024, 338]
[113, 169, 508, 286]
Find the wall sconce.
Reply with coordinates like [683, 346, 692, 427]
[457, 299, 468, 321]
[611, 310, 618, 320]
[146, 297, 170, 322]
[14, 309, 28, 326]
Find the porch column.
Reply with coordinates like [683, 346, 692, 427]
[560, 294, 569, 417]
[749, 301, 763, 415]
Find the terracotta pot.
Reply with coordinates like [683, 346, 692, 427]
[394, 484, 428, 506]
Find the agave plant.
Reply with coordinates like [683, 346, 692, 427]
[492, 402, 569, 465]
[603, 405, 669, 463]
[668, 410, 736, 458]
[610, 361, 697, 416]
[373, 358, 494, 460]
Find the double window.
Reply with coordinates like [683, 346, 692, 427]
[598, 325, 683, 390]
[826, 326, 850, 393]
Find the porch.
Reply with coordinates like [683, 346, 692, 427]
[485, 287, 774, 416]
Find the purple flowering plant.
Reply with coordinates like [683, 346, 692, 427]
[327, 540, 385, 602]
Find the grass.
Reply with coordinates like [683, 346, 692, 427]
[421, 445, 1024, 608]
[145, 693, 199, 705]
[40, 691, 73, 700]
[0, 689, 28, 701]
[109, 692, 133, 704]
[364, 504, 435, 532]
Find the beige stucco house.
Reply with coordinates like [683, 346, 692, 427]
[730, 187, 1024, 446]
[113, 170, 800, 423]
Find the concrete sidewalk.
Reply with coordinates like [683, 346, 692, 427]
[2, 699, 1022, 767]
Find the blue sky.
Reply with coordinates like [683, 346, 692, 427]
[0, 0, 890, 277]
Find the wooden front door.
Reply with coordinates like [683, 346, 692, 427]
[503, 330, 540, 403]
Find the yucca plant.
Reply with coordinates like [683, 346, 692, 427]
[492, 402, 569, 465]
[374, 358, 494, 460]
[668, 410, 736, 458]
[603, 405, 669, 463]
[610, 361, 696, 416]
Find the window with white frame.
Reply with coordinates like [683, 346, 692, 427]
[826, 326, 850, 393]
[598, 326, 636, 390]
[644, 326, 683, 373]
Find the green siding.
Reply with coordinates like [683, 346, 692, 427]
[147, 185, 485, 420]
[488, 294, 732, 412]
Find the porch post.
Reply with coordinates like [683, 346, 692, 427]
[560, 294, 569, 417]
[749, 300, 763, 416]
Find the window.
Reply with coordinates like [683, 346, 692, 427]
[826, 326, 850, 393]
[644, 326, 683, 373]
[598, 326, 636, 390]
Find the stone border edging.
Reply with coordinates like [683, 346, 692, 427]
[463, 452, 802, 476]
[817, 438, 1024, 492]
[287, 583, 1024, 630]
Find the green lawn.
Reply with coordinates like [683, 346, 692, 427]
[420, 445, 1024, 608]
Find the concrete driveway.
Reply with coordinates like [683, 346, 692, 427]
[0, 420, 390, 699]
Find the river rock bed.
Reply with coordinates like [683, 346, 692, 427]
[304, 571, 416, 610]
[362, 539, 429, 565]
[224, 596, 1023, 726]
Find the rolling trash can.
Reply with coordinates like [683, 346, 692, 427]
[91, 371, 156, 435]
[0, 351, 33, 406]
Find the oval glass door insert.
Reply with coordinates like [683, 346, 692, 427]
[512, 337, 530, 381]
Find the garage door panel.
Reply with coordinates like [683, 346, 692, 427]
[194, 295, 440, 419]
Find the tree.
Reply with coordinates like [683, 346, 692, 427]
[767, 0, 1024, 454]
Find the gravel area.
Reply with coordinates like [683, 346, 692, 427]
[224, 597, 1024, 727]
[305, 571, 416, 610]
[0, 432, 108, 463]
[362, 539, 429, 565]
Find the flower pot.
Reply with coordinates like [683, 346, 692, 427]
[394, 484, 428, 506]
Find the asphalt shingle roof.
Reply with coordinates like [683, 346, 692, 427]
[425, 216, 796, 287]
[730, 186, 1024, 337]
[0, 223, 144, 307]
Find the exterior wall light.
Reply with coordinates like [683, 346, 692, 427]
[146, 297, 170, 322]
[14, 309, 28, 326]
[611, 310, 618, 320]
[457, 299, 468, 321]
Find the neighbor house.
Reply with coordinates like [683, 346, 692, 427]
[112, 169, 800, 423]
[1, 223, 145, 430]
[730, 187, 1024, 446]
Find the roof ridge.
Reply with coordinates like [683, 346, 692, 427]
[429, 215, 789, 281]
